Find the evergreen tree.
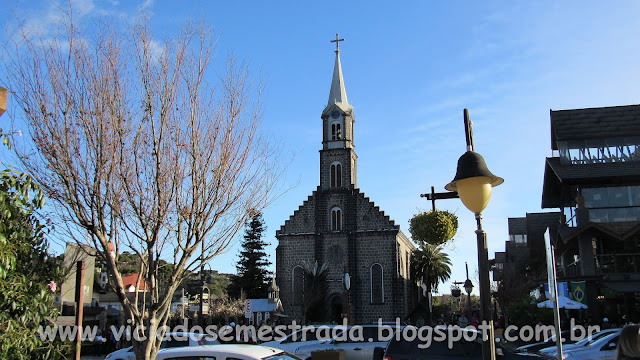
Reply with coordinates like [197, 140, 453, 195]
[228, 213, 271, 299]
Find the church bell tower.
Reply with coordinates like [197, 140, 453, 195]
[320, 34, 357, 191]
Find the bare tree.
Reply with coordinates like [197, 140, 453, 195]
[3, 10, 284, 360]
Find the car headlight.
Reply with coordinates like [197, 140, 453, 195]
[563, 353, 571, 359]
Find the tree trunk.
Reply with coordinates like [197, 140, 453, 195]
[427, 283, 433, 324]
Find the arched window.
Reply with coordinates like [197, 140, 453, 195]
[331, 207, 342, 231]
[292, 266, 304, 305]
[331, 122, 342, 140]
[370, 263, 384, 304]
[330, 162, 342, 188]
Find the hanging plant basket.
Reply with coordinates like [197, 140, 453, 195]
[409, 210, 459, 246]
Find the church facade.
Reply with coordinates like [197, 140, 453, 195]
[275, 43, 416, 324]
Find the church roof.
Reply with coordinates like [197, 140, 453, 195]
[275, 186, 405, 237]
[324, 48, 353, 115]
[246, 298, 282, 313]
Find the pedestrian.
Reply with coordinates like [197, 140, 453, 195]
[458, 313, 469, 328]
[616, 324, 640, 360]
[603, 317, 612, 330]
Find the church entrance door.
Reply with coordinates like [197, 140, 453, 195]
[330, 294, 344, 324]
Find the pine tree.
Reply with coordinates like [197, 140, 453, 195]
[228, 213, 272, 299]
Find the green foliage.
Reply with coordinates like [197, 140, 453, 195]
[409, 210, 459, 246]
[207, 272, 231, 299]
[227, 213, 271, 299]
[412, 244, 452, 293]
[0, 168, 69, 359]
[117, 251, 142, 274]
[506, 295, 553, 329]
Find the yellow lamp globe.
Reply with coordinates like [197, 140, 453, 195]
[445, 151, 503, 214]
[456, 176, 493, 214]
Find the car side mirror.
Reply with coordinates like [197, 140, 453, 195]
[605, 342, 617, 350]
[496, 348, 504, 358]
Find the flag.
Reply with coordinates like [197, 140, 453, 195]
[544, 282, 569, 299]
[571, 281, 587, 304]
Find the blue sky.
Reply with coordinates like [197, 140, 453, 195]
[4, 0, 640, 295]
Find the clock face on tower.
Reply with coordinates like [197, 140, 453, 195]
[331, 110, 341, 119]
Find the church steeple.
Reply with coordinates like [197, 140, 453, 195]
[324, 33, 353, 115]
[320, 33, 357, 190]
[328, 34, 348, 106]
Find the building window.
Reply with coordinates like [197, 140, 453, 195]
[370, 263, 384, 304]
[331, 122, 342, 140]
[330, 162, 342, 188]
[292, 266, 303, 305]
[406, 251, 410, 278]
[510, 234, 527, 244]
[331, 207, 342, 231]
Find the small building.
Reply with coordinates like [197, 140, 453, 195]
[243, 280, 284, 325]
[121, 273, 150, 293]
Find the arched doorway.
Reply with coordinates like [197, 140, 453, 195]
[329, 293, 344, 324]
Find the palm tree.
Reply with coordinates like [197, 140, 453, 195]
[301, 260, 329, 324]
[412, 244, 452, 322]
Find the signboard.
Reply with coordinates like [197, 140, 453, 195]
[544, 228, 563, 360]
[60, 243, 96, 304]
[244, 299, 252, 318]
[545, 231, 557, 301]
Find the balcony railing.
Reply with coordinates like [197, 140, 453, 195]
[589, 206, 640, 223]
[595, 253, 640, 274]
[564, 206, 640, 227]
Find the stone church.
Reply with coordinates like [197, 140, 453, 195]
[275, 41, 416, 324]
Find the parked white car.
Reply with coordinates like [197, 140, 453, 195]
[261, 325, 347, 354]
[153, 344, 301, 360]
[104, 332, 220, 360]
[539, 331, 620, 360]
[538, 328, 621, 356]
[292, 324, 402, 360]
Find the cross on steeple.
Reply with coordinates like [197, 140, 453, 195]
[330, 33, 344, 53]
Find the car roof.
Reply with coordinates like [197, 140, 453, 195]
[156, 344, 285, 358]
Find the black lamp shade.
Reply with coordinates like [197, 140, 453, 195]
[445, 151, 503, 191]
[464, 279, 474, 294]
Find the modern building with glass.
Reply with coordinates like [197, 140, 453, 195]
[542, 104, 640, 322]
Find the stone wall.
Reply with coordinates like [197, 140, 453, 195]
[276, 187, 417, 324]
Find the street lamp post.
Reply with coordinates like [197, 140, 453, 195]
[445, 109, 503, 360]
[343, 272, 351, 325]
[463, 262, 474, 318]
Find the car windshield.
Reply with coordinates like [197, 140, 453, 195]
[577, 331, 613, 346]
[543, 330, 571, 343]
[199, 337, 219, 345]
[281, 327, 344, 344]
